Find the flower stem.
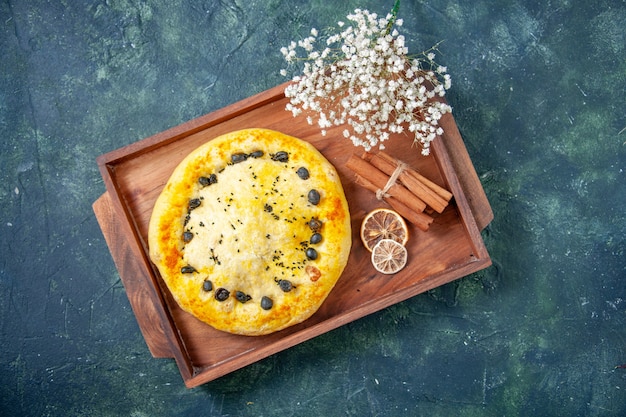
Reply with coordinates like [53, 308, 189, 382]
[385, 0, 401, 35]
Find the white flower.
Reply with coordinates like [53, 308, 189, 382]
[279, 6, 451, 154]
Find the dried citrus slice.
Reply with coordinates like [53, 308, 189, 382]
[371, 239, 408, 275]
[360, 208, 409, 252]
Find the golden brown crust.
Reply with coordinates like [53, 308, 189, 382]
[148, 128, 351, 335]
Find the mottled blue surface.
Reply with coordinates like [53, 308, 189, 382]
[1, 1, 625, 415]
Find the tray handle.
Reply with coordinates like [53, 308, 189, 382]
[93, 193, 173, 358]
[438, 112, 493, 231]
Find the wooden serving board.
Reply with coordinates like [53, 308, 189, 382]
[93, 82, 493, 388]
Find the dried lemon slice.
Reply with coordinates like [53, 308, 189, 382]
[360, 208, 409, 252]
[371, 239, 408, 275]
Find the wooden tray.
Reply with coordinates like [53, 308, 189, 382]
[93, 82, 493, 388]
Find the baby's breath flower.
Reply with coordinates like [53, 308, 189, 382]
[279, 1, 451, 154]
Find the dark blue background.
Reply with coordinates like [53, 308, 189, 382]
[1, 1, 625, 415]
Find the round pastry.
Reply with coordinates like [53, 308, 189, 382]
[148, 128, 352, 336]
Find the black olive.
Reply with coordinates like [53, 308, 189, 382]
[183, 231, 194, 243]
[188, 198, 201, 210]
[306, 247, 318, 260]
[310, 233, 322, 244]
[308, 217, 322, 232]
[199, 176, 210, 186]
[202, 280, 213, 292]
[249, 150, 264, 158]
[278, 279, 294, 292]
[215, 288, 230, 301]
[271, 151, 289, 162]
[296, 167, 310, 180]
[235, 291, 252, 303]
[198, 174, 217, 186]
[260, 296, 273, 310]
[181, 265, 196, 274]
[307, 189, 320, 205]
[231, 153, 248, 164]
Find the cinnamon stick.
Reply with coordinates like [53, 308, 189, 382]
[376, 151, 453, 202]
[354, 175, 434, 231]
[363, 152, 449, 213]
[345, 154, 426, 213]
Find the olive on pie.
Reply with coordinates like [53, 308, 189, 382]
[148, 128, 352, 336]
